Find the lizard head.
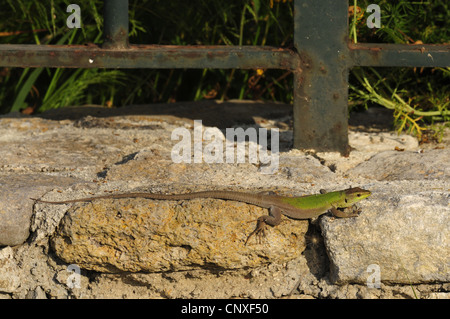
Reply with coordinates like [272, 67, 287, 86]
[343, 187, 371, 205]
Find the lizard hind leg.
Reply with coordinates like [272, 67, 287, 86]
[244, 216, 268, 245]
[244, 205, 282, 245]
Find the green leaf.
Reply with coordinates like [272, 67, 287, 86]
[10, 68, 44, 112]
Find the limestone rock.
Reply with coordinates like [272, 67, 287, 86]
[0, 174, 81, 246]
[321, 186, 449, 284]
[348, 131, 419, 152]
[0, 247, 20, 293]
[50, 197, 308, 273]
[278, 154, 336, 183]
[348, 149, 449, 181]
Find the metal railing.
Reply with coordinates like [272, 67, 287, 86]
[1, 0, 449, 154]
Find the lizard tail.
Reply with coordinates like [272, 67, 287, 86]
[30, 191, 267, 205]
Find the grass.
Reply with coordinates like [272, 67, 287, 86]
[0, 0, 448, 140]
[348, 0, 449, 140]
[1, 0, 126, 113]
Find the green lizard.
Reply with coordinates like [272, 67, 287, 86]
[32, 187, 371, 244]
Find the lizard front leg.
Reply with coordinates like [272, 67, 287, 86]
[330, 204, 361, 218]
[245, 205, 282, 245]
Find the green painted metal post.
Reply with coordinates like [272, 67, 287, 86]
[293, 0, 351, 154]
[103, 0, 129, 49]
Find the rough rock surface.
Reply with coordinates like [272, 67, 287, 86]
[321, 182, 449, 284]
[50, 197, 308, 272]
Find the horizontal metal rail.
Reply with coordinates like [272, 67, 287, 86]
[1, 43, 448, 69]
[0, 44, 298, 70]
[349, 43, 450, 67]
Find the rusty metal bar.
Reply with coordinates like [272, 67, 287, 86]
[102, 0, 129, 49]
[0, 44, 297, 69]
[2, 23, 447, 69]
[292, 0, 450, 154]
[349, 43, 450, 67]
[293, 0, 351, 153]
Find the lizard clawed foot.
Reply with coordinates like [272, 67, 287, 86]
[330, 205, 361, 218]
[244, 217, 268, 245]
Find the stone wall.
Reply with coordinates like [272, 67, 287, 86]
[0, 101, 448, 299]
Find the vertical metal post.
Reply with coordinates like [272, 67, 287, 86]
[103, 0, 129, 49]
[293, 0, 350, 154]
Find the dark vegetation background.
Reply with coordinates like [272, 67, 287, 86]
[0, 0, 448, 140]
